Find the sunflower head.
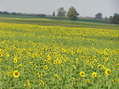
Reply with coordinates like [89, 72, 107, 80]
[79, 71, 85, 78]
[97, 64, 106, 70]
[54, 58, 62, 64]
[39, 80, 45, 86]
[105, 69, 111, 76]
[13, 57, 18, 63]
[43, 65, 49, 70]
[13, 70, 20, 78]
[91, 72, 97, 78]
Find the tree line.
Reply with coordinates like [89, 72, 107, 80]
[0, 6, 119, 24]
[0, 11, 47, 17]
[53, 7, 119, 24]
[54, 6, 79, 20]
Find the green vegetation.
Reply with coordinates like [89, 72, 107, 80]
[0, 17, 119, 89]
[0, 17, 119, 30]
[0, 0, 119, 88]
[110, 13, 119, 24]
[67, 6, 79, 19]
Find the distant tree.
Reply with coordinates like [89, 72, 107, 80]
[110, 13, 119, 24]
[52, 11, 55, 16]
[109, 16, 113, 23]
[57, 7, 66, 17]
[1, 11, 9, 14]
[95, 13, 103, 19]
[0, 11, 2, 14]
[104, 16, 108, 20]
[11, 12, 17, 15]
[67, 6, 79, 19]
[37, 14, 46, 17]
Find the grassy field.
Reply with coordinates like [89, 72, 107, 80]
[0, 17, 119, 30]
[0, 18, 119, 89]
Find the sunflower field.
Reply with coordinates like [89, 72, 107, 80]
[0, 22, 119, 89]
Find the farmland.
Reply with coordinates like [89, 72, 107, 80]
[0, 18, 119, 89]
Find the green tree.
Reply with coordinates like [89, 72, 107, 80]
[52, 11, 55, 16]
[110, 13, 119, 24]
[95, 13, 103, 19]
[57, 7, 66, 17]
[67, 6, 79, 19]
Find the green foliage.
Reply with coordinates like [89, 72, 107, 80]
[95, 13, 103, 20]
[110, 13, 119, 24]
[67, 6, 79, 19]
[57, 7, 66, 17]
[0, 17, 119, 30]
[52, 11, 55, 16]
[0, 22, 119, 89]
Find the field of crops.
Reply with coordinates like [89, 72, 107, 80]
[0, 22, 119, 89]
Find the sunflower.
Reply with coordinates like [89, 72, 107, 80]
[24, 80, 31, 87]
[47, 55, 51, 61]
[79, 71, 85, 78]
[0, 49, 3, 57]
[39, 80, 45, 86]
[43, 65, 49, 70]
[54, 58, 62, 64]
[97, 64, 106, 70]
[13, 70, 20, 78]
[105, 69, 111, 76]
[13, 57, 18, 63]
[91, 72, 97, 78]
[54, 74, 61, 80]
[85, 79, 91, 84]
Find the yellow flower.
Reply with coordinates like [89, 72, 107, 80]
[17, 64, 23, 68]
[24, 80, 31, 88]
[97, 64, 106, 70]
[54, 58, 62, 64]
[13, 70, 20, 78]
[45, 55, 52, 63]
[85, 79, 91, 84]
[39, 80, 45, 86]
[61, 48, 66, 53]
[43, 65, 49, 70]
[103, 57, 109, 62]
[112, 79, 119, 83]
[105, 69, 111, 76]
[47, 55, 51, 61]
[13, 57, 18, 63]
[91, 72, 97, 78]
[54, 74, 61, 80]
[0, 49, 3, 57]
[32, 53, 38, 58]
[6, 53, 10, 57]
[79, 71, 85, 78]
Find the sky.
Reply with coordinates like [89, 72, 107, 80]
[0, 0, 119, 17]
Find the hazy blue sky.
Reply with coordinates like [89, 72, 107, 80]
[0, 0, 119, 17]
